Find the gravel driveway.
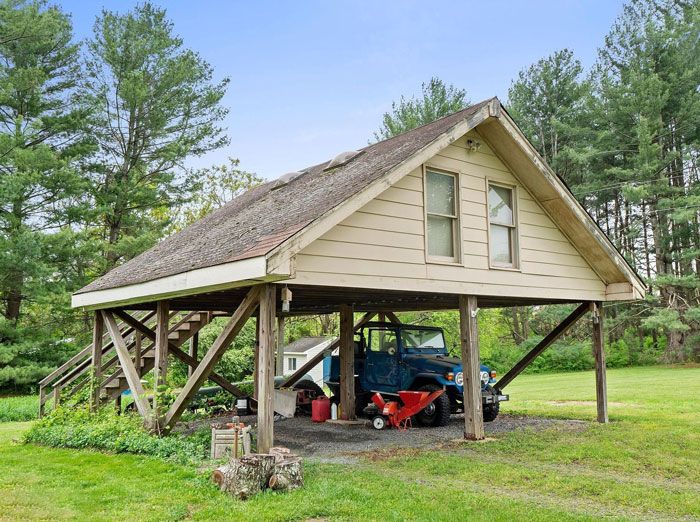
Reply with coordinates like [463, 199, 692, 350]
[185, 413, 586, 462]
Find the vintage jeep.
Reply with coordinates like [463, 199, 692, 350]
[323, 322, 508, 426]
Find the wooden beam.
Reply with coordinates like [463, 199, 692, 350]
[385, 312, 402, 324]
[339, 304, 355, 420]
[163, 286, 261, 429]
[257, 284, 276, 453]
[113, 310, 246, 397]
[90, 311, 104, 412]
[495, 302, 589, 390]
[276, 316, 285, 376]
[188, 332, 199, 378]
[102, 311, 153, 425]
[592, 302, 608, 423]
[459, 295, 484, 440]
[279, 312, 375, 388]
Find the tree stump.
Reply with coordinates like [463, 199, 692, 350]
[213, 453, 276, 499]
[212, 447, 303, 499]
[268, 457, 303, 492]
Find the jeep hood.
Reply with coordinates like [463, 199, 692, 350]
[403, 354, 462, 372]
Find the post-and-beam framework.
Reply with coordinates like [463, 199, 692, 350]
[494, 301, 608, 424]
[94, 284, 609, 448]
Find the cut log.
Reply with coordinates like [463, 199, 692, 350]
[213, 453, 276, 499]
[268, 457, 303, 492]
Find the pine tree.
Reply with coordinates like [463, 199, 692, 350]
[82, 2, 230, 271]
[592, 0, 700, 361]
[374, 78, 469, 140]
[0, 0, 92, 390]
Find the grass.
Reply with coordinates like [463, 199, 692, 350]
[1, 365, 698, 521]
[0, 394, 39, 422]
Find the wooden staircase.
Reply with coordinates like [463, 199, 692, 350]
[38, 311, 220, 416]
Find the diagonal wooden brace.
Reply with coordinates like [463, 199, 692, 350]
[102, 311, 154, 425]
[495, 302, 590, 390]
[113, 310, 246, 398]
[163, 286, 262, 429]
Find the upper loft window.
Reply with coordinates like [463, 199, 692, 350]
[487, 182, 519, 269]
[425, 169, 460, 263]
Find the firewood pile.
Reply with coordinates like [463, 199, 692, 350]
[212, 447, 303, 499]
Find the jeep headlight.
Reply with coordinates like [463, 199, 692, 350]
[455, 372, 463, 386]
[480, 371, 489, 385]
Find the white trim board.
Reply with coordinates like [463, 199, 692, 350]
[72, 256, 287, 310]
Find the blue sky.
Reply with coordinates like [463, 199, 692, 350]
[61, 0, 625, 180]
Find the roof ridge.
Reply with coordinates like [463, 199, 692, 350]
[361, 96, 497, 150]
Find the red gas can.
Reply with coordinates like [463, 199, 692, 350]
[311, 396, 331, 423]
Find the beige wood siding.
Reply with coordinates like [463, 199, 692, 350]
[291, 130, 607, 301]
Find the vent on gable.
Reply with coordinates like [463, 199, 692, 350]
[324, 150, 364, 170]
[271, 171, 305, 190]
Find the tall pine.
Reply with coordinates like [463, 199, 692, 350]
[0, 0, 92, 390]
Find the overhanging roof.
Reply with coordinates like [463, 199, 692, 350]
[73, 97, 644, 309]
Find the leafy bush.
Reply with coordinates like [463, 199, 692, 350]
[0, 395, 39, 422]
[24, 406, 211, 464]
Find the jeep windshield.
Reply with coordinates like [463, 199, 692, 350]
[399, 327, 447, 353]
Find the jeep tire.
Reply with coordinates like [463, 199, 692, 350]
[414, 383, 451, 427]
[482, 385, 500, 422]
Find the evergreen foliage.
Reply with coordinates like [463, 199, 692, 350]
[374, 77, 469, 140]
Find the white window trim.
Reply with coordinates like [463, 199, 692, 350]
[486, 178, 521, 271]
[423, 165, 463, 265]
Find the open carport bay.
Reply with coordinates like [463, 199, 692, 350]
[178, 412, 586, 461]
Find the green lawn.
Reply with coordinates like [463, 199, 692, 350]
[1, 366, 698, 521]
[0, 394, 39, 422]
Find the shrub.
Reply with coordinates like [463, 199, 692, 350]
[24, 406, 211, 464]
[0, 395, 39, 422]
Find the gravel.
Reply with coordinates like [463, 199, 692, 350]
[181, 413, 587, 463]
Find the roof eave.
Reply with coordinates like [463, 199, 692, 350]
[71, 255, 289, 310]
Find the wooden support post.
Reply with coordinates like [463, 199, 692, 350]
[257, 284, 277, 453]
[188, 332, 199, 378]
[154, 301, 169, 387]
[134, 331, 142, 375]
[459, 295, 484, 441]
[115, 393, 122, 414]
[90, 311, 104, 412]
[592, 302, 608, 424]
[102, 311, 153, 425]
[276, 316, 285, 376]
[163, 286, 261, 430]
[495, 303, 589, 390]
[53, 386, 61, 409]
[253, 317, 260, 400]
[38, 387, 46, 418]
[153, 301, 170, 427]
[339, 304, 355, 420]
